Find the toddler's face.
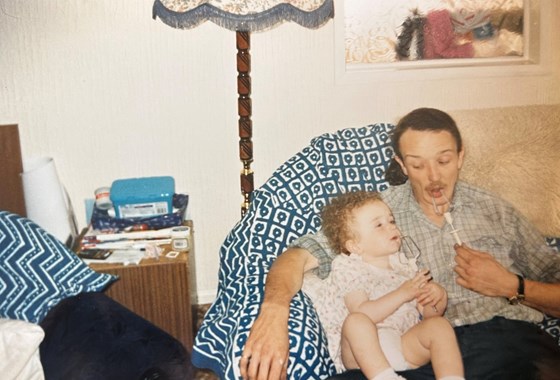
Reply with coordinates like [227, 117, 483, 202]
[348, 200, 401, 259]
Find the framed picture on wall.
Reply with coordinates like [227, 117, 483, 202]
[334, 0, 546, 84]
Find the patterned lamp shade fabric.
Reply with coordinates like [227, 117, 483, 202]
[152, 0, 334, 31]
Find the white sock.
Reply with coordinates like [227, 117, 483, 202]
[439, 376, 465, 380]
[371, 367, 405, 380]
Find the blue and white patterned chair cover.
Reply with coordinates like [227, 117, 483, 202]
[191, 123, 560, 379]
[192, 123, 395, 379]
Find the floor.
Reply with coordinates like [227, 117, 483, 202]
[194, 368, 218, 380]
[193, 304, 219, 380]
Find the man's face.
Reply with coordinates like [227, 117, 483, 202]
[394, 129, 464, 216]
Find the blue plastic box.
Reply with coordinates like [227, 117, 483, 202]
[110, 176, 175, 219]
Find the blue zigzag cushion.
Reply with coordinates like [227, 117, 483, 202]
[0, 211, 116, 324]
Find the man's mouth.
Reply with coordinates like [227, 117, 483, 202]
[431, 188, 443, 198]
[428, 184, 445, 198]
[427, 183, 452, 215]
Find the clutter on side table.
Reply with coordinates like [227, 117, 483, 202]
[76, 176, 189, 265]
[78, 225, 191, 265]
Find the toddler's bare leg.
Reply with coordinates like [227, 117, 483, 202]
[341, 312, 396, 379]
[401, 316, 464, 379]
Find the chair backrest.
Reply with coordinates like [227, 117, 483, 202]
[250, 123, 395, 264]
[263, 123, 394, 212]
[192, 123, 396, 379]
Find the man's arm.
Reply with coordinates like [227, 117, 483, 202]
[454, 244, 560, 317]
[240, 247, 318, 380]
[523, 280, 560, 317]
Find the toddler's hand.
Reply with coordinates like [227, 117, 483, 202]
[399, 270, 432, 301]
[417, 281, 445, 309]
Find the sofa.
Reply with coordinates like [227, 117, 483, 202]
[192, 105, 560, 379]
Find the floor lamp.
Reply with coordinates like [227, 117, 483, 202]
[152, 0, 334, 216]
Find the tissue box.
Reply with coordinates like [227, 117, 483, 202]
[110, 176, 175, 219]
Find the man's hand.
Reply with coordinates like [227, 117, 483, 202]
[453, 244, 517, 297]
[240, 303, 290, 380]
[239, 247, 318, 379]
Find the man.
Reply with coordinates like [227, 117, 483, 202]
[239, 108, 560, 380]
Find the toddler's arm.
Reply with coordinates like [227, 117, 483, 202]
[345, 270, 432, 323]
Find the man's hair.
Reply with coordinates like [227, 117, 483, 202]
[321, 191, 383, 255]
[385, 108, 463, 185]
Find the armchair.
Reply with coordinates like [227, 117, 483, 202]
[192, 121, 560, 379]
[192, 123, 400, 378]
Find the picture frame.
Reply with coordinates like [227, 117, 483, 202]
[334, 0, 545, 84]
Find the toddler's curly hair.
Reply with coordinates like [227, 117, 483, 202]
[321, 191, 383, 255]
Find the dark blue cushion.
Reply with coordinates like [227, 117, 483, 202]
[39, 292, 192, 380]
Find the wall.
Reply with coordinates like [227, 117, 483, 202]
[1, 0, 559, 303]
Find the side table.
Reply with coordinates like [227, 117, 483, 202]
[88, 222, 197, 351]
